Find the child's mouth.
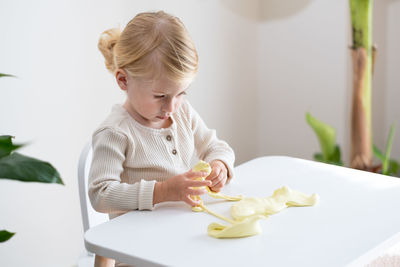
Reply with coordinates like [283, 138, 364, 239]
[157, 115, 169, 120]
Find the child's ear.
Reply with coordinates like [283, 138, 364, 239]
[115, 69, 128, 91]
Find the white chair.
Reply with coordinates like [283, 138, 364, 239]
[77, 142, 109, 267]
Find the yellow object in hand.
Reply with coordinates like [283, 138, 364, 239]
[191, 160, 212, 212]
[192, 160, 212, 174]
[191, 160, 243, 210]
[191, 160, 260, 238]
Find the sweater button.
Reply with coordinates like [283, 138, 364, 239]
[166, 135, 172, 141]
[172, 149, 177, 155]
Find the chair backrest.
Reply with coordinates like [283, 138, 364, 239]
[78, 142, 108, 232]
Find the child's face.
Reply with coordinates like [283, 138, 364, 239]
[121, 73, 189, 129]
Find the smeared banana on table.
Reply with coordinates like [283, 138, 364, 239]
[231, 186, 319, 220]
[191, 160, 319, 239]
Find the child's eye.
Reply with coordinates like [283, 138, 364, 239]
[154, 95, 165, 99]
[178, 91, 187, 96]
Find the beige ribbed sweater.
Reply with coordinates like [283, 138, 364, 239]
[88, 100, 235, 218]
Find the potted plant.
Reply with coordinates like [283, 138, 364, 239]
[306, 0, 399, 177]
[0, 73, 64, 242]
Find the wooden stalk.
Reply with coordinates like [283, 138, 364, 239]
[350, 48, 372, 169]
[349, 0, 374, 170]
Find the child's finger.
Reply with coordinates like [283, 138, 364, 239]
[209, 186, 221, 193]
[184, 195, 201, 206]
[210, 175, 222, 185]
[211, 181, 224, 191]
[187, 188, 207, 196]
[187, 179, 211, 187]
[210, 174, 226, 191]
[208, 172, 219, 185]
[207, 167, 221, 179]
[186, 170, 209, 179]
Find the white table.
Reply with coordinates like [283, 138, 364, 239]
[84, 156, 400, 267]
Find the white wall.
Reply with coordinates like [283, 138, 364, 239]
[257, 0, 350, 161]
[385, 0, 400, 160]
[372, 0, 388, 156]
[372, 0, 400, 163]
[0, 0, 398, 266]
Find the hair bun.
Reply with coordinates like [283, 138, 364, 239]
[98, 28, 121, 73]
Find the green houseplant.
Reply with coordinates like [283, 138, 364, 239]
[0, 73, 64, 242]
[306, 113, 399, 176]
[306, 0, 399, 177]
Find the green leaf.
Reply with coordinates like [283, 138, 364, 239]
[382, 124, 396, 175]
[306, 112, 337, 161]
[388, 160, 399, 177]
[0, 152, 64, 184]
[329, 145, 341, 163]
[313, 153, 324, 162]
[373, 145, 399, 177]
[0, 135, 24, 158]
[0, 73, 15, 78]
[328, 145, 344, 166]
[373, 144, 385, 162]
[0, 230, 15, 242]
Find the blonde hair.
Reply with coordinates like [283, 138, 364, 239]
[98, 11, 198, 84]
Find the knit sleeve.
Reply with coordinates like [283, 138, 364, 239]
[88, 127, 155, 213]
[185, 102, 235, 180]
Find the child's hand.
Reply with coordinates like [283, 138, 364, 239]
[207, 160, 228, 192]
[154, 170, 211, 206]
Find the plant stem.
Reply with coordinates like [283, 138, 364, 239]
[349, 0, 374, 170]
[350, 0, 373, 51]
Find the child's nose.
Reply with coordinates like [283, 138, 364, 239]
[163, 98, 175, 113]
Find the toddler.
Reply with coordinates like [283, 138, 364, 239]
[88, 10, 235, 267]
[89, 10, 234, 226]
